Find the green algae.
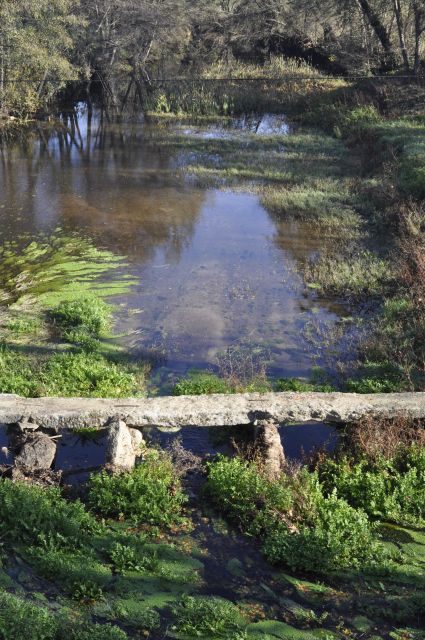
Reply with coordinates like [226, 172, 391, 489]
[0, 232, 136, 309]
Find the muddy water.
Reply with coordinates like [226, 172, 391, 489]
[0, 108, 347, 387]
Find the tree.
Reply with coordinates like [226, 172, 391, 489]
[0, 0, 81, 116]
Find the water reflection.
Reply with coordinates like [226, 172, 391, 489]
[0, 108, 348, 381]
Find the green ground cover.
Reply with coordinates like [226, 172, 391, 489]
[0, 232, 148, 398]
[0, 435, 424, 640]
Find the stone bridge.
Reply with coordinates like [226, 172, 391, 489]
[0, 392, 424, 481]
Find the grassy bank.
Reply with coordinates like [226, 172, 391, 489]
[0, 232, 147, 398]
[0, 417, 424, 639]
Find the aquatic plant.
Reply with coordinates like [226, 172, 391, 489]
[317, 446, 425, 525]
[89, 451, 187, 526]
[171, 595, 244, 637]
[0, 231, 136, 308]
[205, 456, 389, 573]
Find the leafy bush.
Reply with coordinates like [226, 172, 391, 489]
[0, 480, 100, 548]
[263, 492, 386, 572]
[205, 456, 388, 573]
[57, 620, 128, 640]
[0, 591, 56, 640]
[39, 352, 144, 398]
[204, 456, 292, 535]
[89, 451, 186, 526]
[51, 296, 112, 350]
[171, 595, 244, 637]
[276, 378, 335, 393]
[317, 447, 425, 525]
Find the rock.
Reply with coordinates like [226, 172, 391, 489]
[16, 420, 39, 432]
[15, 433, 56, 471]
[105, 419, 135, 471]
[254, 419, 285, 480]
[129, 428, 144, 456]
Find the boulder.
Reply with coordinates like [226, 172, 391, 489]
[15, 433, 56, 471]
[105, 419, 136, 471]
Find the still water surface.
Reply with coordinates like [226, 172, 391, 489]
[0, 109, 347, 386]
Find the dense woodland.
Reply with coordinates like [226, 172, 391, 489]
[0, 0, 424, 116]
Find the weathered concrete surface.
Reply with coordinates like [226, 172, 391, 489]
[254, 420, 286, 480]
[0, 392, 424, 432]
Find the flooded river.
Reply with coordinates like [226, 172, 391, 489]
[0, 108, 348, 387]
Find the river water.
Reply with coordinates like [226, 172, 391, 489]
[0, 107, 348, 388]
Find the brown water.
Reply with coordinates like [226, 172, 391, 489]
[0, 108, 348, 387]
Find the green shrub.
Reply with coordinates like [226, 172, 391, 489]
[317, 447, 425, 525]
[205, 457, 388, 573]
[339, 106, 381, 141]
[57, 620, 128, 640]
[0, 480, 100, 548]
[40, 352, 144, 398]
[204, 456, 293, 535]
[51, 296, 112, 351]
[171, 595, 244, 637]
[51, 296, 111, 336]
[276, 378, 335, 393]
[89, 451, 186, 526]
[173, 372, 232, 396]
[263, 492, 386, 572]
[0, 591, 56, 640]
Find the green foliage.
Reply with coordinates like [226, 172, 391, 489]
[263, 492, 386, 572]
[27, 546, 111, 597]
[344, 361, 407, 393]
[0, 345, 146, 398]
[173, 370, 271, 396]
[39, 351, 144, 398]
[0, 479, 100, 548]
[58, 620, 128, 640]
[107, 541, 158, 573]
[0, 591, 56, 640]
[51, 295, 112, 351]
[276, 378, 335, 393]
[171, 595, 244, 637]
[318, 447, 425, 525]
[173, 371, 232, 396]
[89, 451, 186, 526]
[205, 456, 388, 573]
[0, 343, 38, 396]
[204, 456, 293, 535]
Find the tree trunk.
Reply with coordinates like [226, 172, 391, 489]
[413, 1, 424, 75]
[392, 0, 410, 72]
[355, 0, 395, 68]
